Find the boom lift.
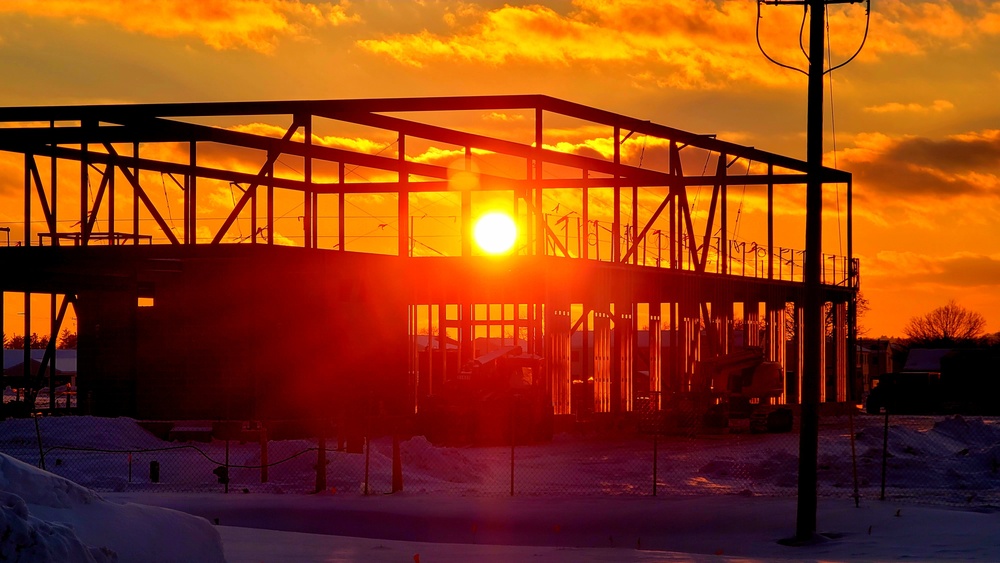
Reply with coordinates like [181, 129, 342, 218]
[688, 348, 792, 433]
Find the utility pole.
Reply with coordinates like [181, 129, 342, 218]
[757, 0, 869, 543]
[799, 0, 826, 541]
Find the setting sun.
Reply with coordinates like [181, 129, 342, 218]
[473, 211, 517, 255]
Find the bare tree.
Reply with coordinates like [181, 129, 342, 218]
[903, 300, 986, 345]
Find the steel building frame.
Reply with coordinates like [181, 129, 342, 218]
[0, 95, 858, 419]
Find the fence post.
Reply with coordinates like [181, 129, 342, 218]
[652, 435, 658, 496]
[880, 409, 889, 501]
[363, 435, 370, 496]
[391, 433, 403, 493]
[849, 409, 859, 507]
[33, 415, 45, 470]
[316, 425, 328, 493]
[260, 424, 268, 484]
[510, 396, 516, 497]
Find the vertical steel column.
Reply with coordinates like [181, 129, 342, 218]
[251, 166, 257, 245]
[631, 185, 638, 265]
[304, 116, 313, 249]
[649, 302, 662, 409]
[834, 302, 847, 402]
[108, 163, 115, 244]
[80, 125, 89, 246]
[49, 129, 58, 246]
[426, 304, 433, 406]
[819, 302, 828, 403]
[437, 303, 448, 392]
[744, 301, 761, 348]
[669, 142, 680, 270]
[616, 304, 634, 413]
[611, 304, 621, 413]
[24, 154, 31, 246]
[582, 170, 589, 260]
[312, 194, 319, 249]
[546, 304, 571, 415]
[188, 141, 197, 244]
[267, 156, 274, 245]
[339, 162, 346, 252]
[720, 155, 728, 274]
[132, 142, 140, 245]
[593, 310, 611, 413]
[535, 109, 544, 257]
[679, 296, 699, 392]
[613, 126, 621, 263]
[460, 303, 473, 369]
[795, 302, 806, 404]
[768, 164, 775, 279]
[398, 134, 408, 257]
[580, 305, 590, 413]
[462, 147, 472, 257]
[766, 300, 787, 403]
[714, 300, 732, 355]
[534, 303, 544, 358]
[669, 301, 680, 394]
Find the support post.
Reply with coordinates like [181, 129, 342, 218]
[796, 0, 826, 541]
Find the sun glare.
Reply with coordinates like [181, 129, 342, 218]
[473, 211, 517, 254]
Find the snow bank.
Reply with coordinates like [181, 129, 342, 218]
[1, 490, 113, 563]
[0, 453, 226, 563]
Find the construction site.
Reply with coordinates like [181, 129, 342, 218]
[0, 95, 859, 440]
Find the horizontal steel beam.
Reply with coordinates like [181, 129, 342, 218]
[23, 144, 818, 196]
[0, 95, 846, 181]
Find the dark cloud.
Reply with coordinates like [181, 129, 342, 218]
[891, 136, 1000, 172]
[927, 255, 1000, 287]
[846, 132, 1000, 198]
[874, 253, 1000, 288]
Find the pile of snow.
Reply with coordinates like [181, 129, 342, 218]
[0, 453, 225, 562]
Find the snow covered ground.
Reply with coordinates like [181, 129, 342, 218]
[2, 414, 1000, 561]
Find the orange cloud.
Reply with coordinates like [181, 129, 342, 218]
[864, 100, 955, 114]
[356, 1, 942, 89]
[0, 0, 359, 53]
[354, 1, 1000, 89]
[356, 1, 816, 88]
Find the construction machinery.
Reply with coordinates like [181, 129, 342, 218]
[420, 345, 554, 445]
[686, 348, 792, 433]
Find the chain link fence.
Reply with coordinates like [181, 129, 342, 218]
[1, 409, 997, 509]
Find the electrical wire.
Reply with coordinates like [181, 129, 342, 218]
[757, 1, 871, 77]
[825, 1, 870, 75]
[757, 1, 808, 76]
[827, 7, 844, 256]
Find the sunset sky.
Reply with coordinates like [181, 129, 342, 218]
[1, 0, 999, 338]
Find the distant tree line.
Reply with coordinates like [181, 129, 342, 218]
[1, 329, 77, 349]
